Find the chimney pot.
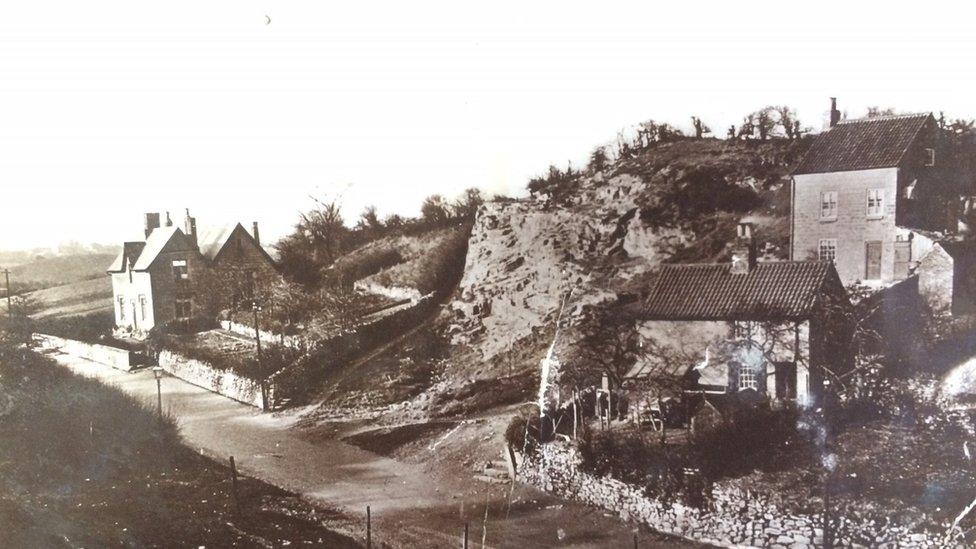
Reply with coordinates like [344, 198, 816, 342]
[144, 212, 161, 238]
[165, 211, 173, 227]
[829, 97, 841, 128]
[252, 222, 261, 247]
[184, 209, 197, 247]
[731, 221, 758, 274]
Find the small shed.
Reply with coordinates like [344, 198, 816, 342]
[917, 240, 976, 316]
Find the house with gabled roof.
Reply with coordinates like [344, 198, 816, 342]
[626, 223, 852, 408]
[107, 211, 276, 334]
[790, 99, 972, 286]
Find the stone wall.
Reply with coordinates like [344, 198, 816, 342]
[219, 320, 303, 349]
[518, 442, 946, 548]
[158, 349, 270, 409]
[36, 334, 135, 371]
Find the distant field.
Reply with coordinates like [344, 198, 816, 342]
[7, 253, 115, 293]
[28, 277, 113, 319]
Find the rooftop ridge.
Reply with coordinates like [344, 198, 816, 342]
[836, 112, 931, 125]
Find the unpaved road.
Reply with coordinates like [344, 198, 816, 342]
[51, 351, 707, 548]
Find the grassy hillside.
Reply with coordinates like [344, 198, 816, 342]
[326, 225, 472, 296]
[0, 346, 360, 547]
[27, 277, 113, 319]
[8, 253, 116, 293]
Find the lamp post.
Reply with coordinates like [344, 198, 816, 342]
[252, 301, 266, 411]
[152, 366, 164, 418]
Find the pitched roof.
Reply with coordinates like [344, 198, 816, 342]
[196, 223, 240, 261]
[107, 241, 146, 273]
[793, 113, 932, 175]
[937, 240, 976, 259]
[642, 261, 840, 320]
[131, 225, 182, 271]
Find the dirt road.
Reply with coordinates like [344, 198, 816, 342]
[51, 351, 707, 548]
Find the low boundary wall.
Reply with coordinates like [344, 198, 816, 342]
[158, 350, 271, 409]
[519, 442, 945, 548]
[36, 334, 135, 371]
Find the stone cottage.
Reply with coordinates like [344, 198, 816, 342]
[107, 211, 277, 334]
[626, 224, 852, 410]
[790, 99, 969, 286]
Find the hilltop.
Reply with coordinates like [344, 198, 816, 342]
[295, 136, 810, 449]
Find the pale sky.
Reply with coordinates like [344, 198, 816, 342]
[2, 1, 976, 249]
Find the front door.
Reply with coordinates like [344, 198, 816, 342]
[865, 241, 883, 280]
[774, 362, 797, 400]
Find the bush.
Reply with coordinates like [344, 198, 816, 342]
[573, 405, 816, 503]
[33, 311, 116, 345]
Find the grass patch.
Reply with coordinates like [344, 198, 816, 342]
[0, 346, 360, 547]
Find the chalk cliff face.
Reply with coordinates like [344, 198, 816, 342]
[449, 173, 681, 361]
[447, 139, 802, 365]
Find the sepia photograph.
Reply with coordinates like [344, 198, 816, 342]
[2, 2, 976, 547]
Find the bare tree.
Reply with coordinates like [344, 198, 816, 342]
[691, 116, 711, 139]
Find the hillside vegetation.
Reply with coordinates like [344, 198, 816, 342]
[7, 253, 115, 292]
[0, 340, 359, 547]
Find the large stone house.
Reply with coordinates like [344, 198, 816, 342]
[107, 211, 276, 334]
[790, 100, 970, 286]
[626, 224, 852, 410]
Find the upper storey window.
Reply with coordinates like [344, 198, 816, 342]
[867, 189, 884, 218]
[924, 148, 936, 167]
[172, 259, 189, 282]
[820, 191, 838, 220]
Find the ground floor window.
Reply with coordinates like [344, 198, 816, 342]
[139, 295, 148, 320]
[118, 296, 126, 320]
[818, 239, 837, 263]
[175, 298, 192, 320]
[736, 361, 758, 391]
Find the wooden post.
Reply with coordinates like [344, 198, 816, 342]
[366, 505, 371, 549]
[634, 533, 638, 548]
[229, 456, 240, 513]
[572, 390, 578, 440]
[463, 522, 469, 549]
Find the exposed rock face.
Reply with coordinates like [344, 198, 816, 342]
[450, 172, 658, 360]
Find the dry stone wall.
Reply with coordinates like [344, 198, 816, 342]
[518, 442, 948, 548]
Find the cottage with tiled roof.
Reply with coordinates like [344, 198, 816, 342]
[627, 223, 851, 408]
[790, 98, 970, 286]
[107, 211, 276, 334]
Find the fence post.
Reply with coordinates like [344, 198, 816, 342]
[366, 505, 371, 549]
[463, 522, 469, 549]
[229, 456, 240, 513]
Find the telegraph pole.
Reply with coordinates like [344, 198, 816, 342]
[252, 301, 266, 410]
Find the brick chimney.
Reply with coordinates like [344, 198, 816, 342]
[144, 212, 160, 238]
[252, 221, 261, 247]
[184, 209, 198, 247]
[730, 222, 757, 275]
[829, 97, 841, 128]
[165, 211, 173, 227]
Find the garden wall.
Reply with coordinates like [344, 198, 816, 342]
[219, 320, 303, 349]
[518, 442, 946, 549]
[35, 334, 135, 371]
[158, 350, 271, 409]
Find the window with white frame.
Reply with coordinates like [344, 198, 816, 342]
[118, 296, 126, 320]
[819, 239, 837, 263]
[175, 298, 192, 320]
[737, 361, 758, 391]
[172, 259, 188, 282]
[866, 188, 884, 218]
[925, 148, 936, 166]
[139, 295, 147, 320]
[820, 191, 838, 220]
